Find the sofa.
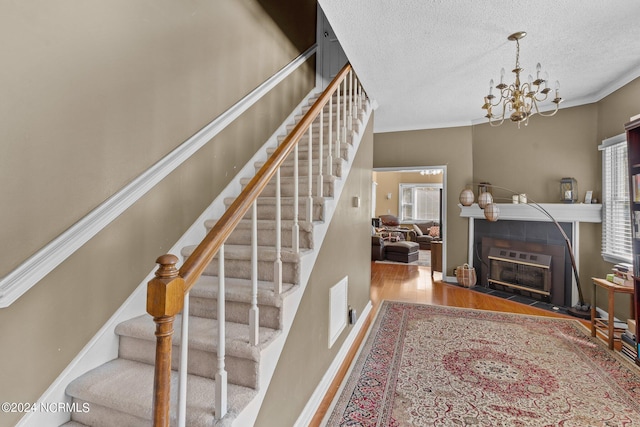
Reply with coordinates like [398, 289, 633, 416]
[372, 235, 385, 261]
[371, 234, 419, 263]
[377, 215, 440, 250]
[409, 220, 440, 250]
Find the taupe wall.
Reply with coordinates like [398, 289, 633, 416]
[256, 114, 374, 426]
[374, 127, 473, 275]
[0, 2, 315, 426]
[373, 170, 443, 218]
[373, 76, 640, 320]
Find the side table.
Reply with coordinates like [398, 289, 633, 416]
[431, 241, 443, 280]
[591, 277, 635, 350]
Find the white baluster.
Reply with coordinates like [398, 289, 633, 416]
[327, 95, 333, 177]
[342, 78, 348, 146]
[306, 123, 313, 222]
[348, 70, 354, 131]
[250, 202, 259, 346]
[274, 169, 282, 294]
[215, 245, 227, 419]
[178, 291, 189, 427]
[336, 83, 341, 149]
[292, 144, 300, 253]
[355, 74, 360, 117]
[317, 108, 324, 198]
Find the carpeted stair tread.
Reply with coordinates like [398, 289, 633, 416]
[255, 157, 345, 171]
[66, 358, 255, 427]
[116, 314, 279, 360]
[241, 175, 338, 186]
[181, 244, 305, 284]
[181, 243, 308, 263]
[242, 174, 336, 198]
[60, 422, 87, 426]
[286, 122, 360, 136]
[204, 218, 314, 249]
[275, 136, 353, 153]
[205, 218, 314, 233]
[190, 275, 297, 305]
[205, 217, 315, 234]
[224, 195, 326, 206]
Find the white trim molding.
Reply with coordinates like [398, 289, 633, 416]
[295, 301, 373, 427]
[459, 203, 602, 223]
[0, 45, 317, 308]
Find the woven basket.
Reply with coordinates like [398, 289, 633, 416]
[455, 263, 477, 288]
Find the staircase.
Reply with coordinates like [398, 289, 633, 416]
[60, 68, 369, 426]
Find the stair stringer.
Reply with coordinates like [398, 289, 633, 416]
[231, 100, 373, 426]
[15, 88, 317, 427]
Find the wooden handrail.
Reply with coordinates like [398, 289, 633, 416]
[147, 63, 355, 425]
[178, 62, 353, 290]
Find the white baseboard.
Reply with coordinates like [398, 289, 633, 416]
[293, 301, 373, 427]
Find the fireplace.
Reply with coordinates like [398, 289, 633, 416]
[488, 247, 552, 301]
[479, 234, 568, 307]
[460, 203, 602, 309]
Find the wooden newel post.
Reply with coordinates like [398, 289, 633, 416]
[147, 254, 185, 427]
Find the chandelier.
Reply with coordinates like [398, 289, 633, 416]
[482, 31, 563, 127]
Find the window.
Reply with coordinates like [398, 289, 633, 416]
[599, 134, 632, 263]
[399, 183, 442, 222]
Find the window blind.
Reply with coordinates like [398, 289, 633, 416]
[600, 137, 632, 263]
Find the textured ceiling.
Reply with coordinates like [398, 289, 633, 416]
[318, 0, 640, 132]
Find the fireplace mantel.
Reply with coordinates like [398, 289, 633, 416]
[459, 203, 601, 307]
[459, 203, 602, 223]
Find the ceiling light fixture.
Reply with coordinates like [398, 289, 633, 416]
[419, 169, 442, 176]
[482, 31, 563, 128]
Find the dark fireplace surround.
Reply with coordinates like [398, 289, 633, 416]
[473, 220, 573, 308]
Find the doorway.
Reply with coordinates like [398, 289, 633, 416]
[372, 166, 447, 275]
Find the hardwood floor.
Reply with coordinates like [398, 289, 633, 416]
[308, 260, 587, 426]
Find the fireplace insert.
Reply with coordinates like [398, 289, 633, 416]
[488, 247, 552, 301]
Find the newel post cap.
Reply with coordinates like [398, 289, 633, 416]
[147, 254, 184, 317]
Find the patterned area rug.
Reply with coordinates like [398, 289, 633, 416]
[327, 301, 640, 426]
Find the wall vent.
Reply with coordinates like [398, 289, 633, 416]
[329, 276, 348, 348]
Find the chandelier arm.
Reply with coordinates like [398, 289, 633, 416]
[533, 91, 549, 103]
[536, 106, 561, 117]
[489, 89, 508, 108]
[490, 98, 511, 124]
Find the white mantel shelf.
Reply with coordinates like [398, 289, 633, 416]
[459, 203, 602, 223]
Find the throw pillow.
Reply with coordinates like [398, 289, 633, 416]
[428, 225, 440, 238]
[379, 214, 399, 226]
[412, 223, 423, 236]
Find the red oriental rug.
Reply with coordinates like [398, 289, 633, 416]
[326, 301, 640, 426]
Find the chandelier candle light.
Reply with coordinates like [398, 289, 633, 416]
[482, 31, 563, 127]
[459, 184, 590, 319]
